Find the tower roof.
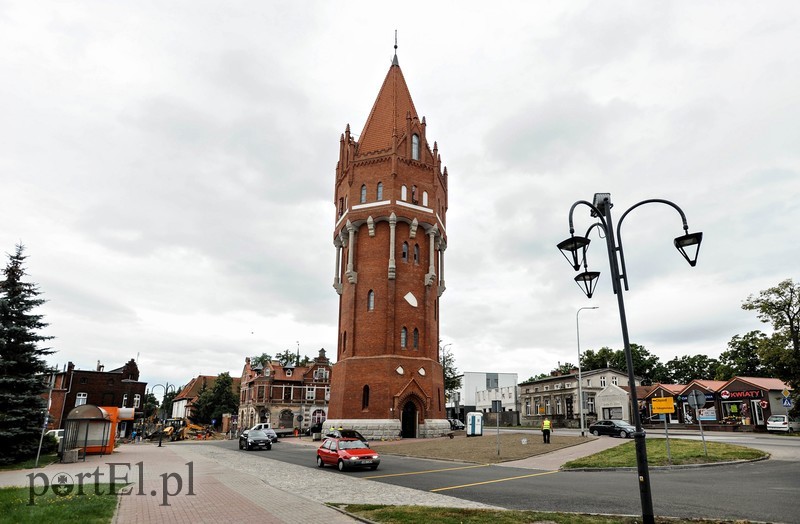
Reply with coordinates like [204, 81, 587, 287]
[357, 60, 419, 155]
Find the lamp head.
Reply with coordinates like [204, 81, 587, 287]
[557, 236, 590, 271]
[674, 232, 703, 267]
[574, 271, 600, 299]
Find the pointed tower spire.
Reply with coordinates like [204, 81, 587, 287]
[392, 30, 399, 66]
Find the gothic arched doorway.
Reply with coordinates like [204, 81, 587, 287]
[401, 401, 418, 438]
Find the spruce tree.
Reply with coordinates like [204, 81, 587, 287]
[0, 244, 54, 464]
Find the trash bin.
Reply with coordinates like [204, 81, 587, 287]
[466, 412, 483, 437]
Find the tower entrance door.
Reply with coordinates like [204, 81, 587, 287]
[401, 401, 418, 438]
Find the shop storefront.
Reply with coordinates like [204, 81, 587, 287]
[718, 377, 791, 428]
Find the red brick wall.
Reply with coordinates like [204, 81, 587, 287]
[329, 136, 447, 421]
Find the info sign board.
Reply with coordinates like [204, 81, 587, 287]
[651, 397, 674, 414]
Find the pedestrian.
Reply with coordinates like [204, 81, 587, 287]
[542, 417, 551, 443]
[131, 430, 137, 444]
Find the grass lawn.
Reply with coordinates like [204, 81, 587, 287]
[338, 504, 755, 523]
[0, 483, 122, 524]
[563, 437, 767, 468]
[371, 431, 586, 463]
[0, 454, 59, 471]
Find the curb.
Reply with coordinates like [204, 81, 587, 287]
[561, 453, 771, 472]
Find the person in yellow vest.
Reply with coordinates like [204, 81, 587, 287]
[542, 417, 551, 443]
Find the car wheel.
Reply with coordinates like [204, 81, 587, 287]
[266, 443, 272, 450]
[317, 456, 325, 468]
[591, 429, 600, 436]
[337, 460, 345, 472]
[239, 441, 243, 450]
[369, 465, 378, 470]
[619, 430, 628, 438]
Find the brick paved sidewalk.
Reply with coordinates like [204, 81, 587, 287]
[1, 442, 357, 523]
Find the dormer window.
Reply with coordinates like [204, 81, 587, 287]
[286, 369, 293, 377]
[411, 134, 420, 160]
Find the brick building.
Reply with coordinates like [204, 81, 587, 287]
[46, 358, 147, 436]
[238, 348, 332, 433]
[326, 48, 450, 438]
[170, 374, 241, 420]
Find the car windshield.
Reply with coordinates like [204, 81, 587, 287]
[249, 430, 267, 438]
[338, 440, 368, 450]
[768, 416, 785, 422]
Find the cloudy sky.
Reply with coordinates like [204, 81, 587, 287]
[2, 2, 798, 399]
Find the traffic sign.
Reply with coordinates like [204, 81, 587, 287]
[782, 397, 792, 408]
[782, 388, 791, 398]
[687, 390, 706, 409]
[651, 397, 674, 414]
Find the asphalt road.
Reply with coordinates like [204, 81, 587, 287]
[214, 433, 800, 522]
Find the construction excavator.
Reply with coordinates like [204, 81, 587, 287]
[148, 419, 215, 441]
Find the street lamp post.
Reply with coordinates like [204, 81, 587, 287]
[557, 193, 702, 524]
[576, 306, 598, 437]
[149, 383, 175, 448]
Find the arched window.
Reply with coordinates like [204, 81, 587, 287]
[377, 182, 383, 200]
[360, 184, 367, 203]
[367, 290, 375, 311]
[402, 242, 409, 262]
[422, 191, 428, 206]
[412, 134, 420, 160]
[400, 327, 407, 348]
[342, 331, 347, 354]
[413, 244, 420, 264]
[362, 385, 370, 409]
[413, 328, 419, 349]
[401, 185, 408, 201]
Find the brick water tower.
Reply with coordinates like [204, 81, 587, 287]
[326, 49, 450, 438]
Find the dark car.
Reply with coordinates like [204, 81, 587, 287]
[317, 437, 380, 471]
[588, 419, 637, 438]
[305, 422, 323, 436]
[325, 428, 368, 442]
[239, 429, 273, 451]
[448, 418, 465, 430]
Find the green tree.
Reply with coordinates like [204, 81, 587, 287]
[666, 354, 719, 384]
[524, 373, 548, 382]
[440, 343, 462, 401]
[715, 331, 768, 380]
[581, 344, 668, 384]
[742, 279, 800, 391]
[190, 373, 238, 427]
[580, 347, 617, 370]
[0, 245, 55, 464]
[143, 392, 159, 419]
[251, 353, 272, 367]
[161, 387, 179, 420]
[275, 349, 297, 367]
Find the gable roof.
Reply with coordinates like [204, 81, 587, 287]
[679, 379, 727, 394]
[721, 376, 790, 391]
[174, 375, 241, 400]
[357, 60, 419, 155]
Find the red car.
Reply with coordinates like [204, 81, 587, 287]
[316, 437, 380, 471]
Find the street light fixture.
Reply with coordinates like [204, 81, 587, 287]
[576, 306, 598, 438]
[557, 193, 703, 524]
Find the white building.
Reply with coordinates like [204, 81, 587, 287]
[447, 372, 518, 420]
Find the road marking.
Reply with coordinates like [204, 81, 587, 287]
[364, 464, 491, 479]
[430, 470, 560, 492]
